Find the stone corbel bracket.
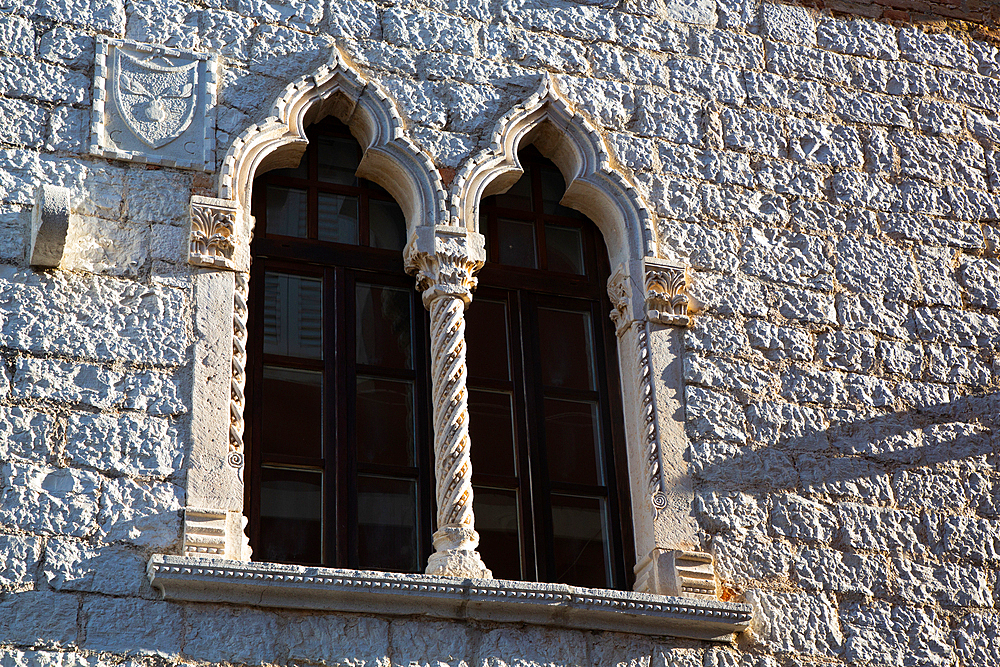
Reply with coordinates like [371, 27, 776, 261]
[29, 184, 71, 268]
[607, 258, 691, 335]
[182, 507, 251, 560]
[91, 37, 218, 171]
[634, 549, 716, 600]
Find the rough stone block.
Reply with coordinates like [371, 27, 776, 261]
[475, 625, 589, 667]
[762, 3, 814, 46]
[894, 557, 993, 607]
[83, 598, 183, 656]
[789, 199, 847, 235]
[286, 613, 389, 667]
[689, 270, 769, 317]
[753, 159, 825, 198]
[691, 29, 763, 70]
[747, 400, 828, 450]
[0, 97, 48, 148]
[960, 257, 1000, 310]
[844, 375, 894, 408]
[46, 106, 88, 154]
[952, 614, 1000, 667]
[693, 490, 769, 534]
[831, 171, 897, 211]
[0, 591, 78, 646]
[185, 606, 287, 665]
[799, 455, 894, 503]
[747, 591, 842, 657]
[746, 320, 813, 361]
[120, 369, 187, 416]
[641, 175, 702, 223]
[615, 13, 688, 53]
[838, 503, 925, 554]
[878, 341, 922, 379]
[703, 185, 788, 226]
[0, 461, 100, 537]
[668, 59, 745, 105]
[740, 227, 832, 289]
[893, 133, 986, 189]
[766, 42, 849, 84]
[0, 56, 89, 104]
[780, 367, 846, 407]
[896, 381, 950, 410]
[937, 515, 1000, 564]
[716, 0, 759, 30]
[684, 385, 746, 443]
[721, 107, 785, 158]
[899, 27, 975, 72]
[815, 18, 898, 60]
[683, 354, 774, 399]
[915, 307, 997, 349]
[98, 477, 183, 548]
[882, 212, 984, 250]
[829, 87, 910, 127]
[795, 547, 889, 597]
[684, 316, 751, 357]
[817, 331, 877, 372]
[772, 493, 837, 542]
[0, 533, 42, 587]
[836, 293, 912, 339]
[0, 406, 53, 463]
[787, 117, 863, 168]
[925, 343, 994, 388]
[775, 287, 836, 325]
[657, 221, 738, 273]
[0, 17, 33, 60]
[835, 236, 919, 302]
[841, 602, 955, 665]
[238, 0, 322, 28]
[916, 246, 962, 308]
[713, 532, 793, 585]
[914, 100, 964, 137]
[11, 357, 120, 409]
[66, 412, 183, 479]
[629, 90, 702, 145]
[43, 540, 147, 596]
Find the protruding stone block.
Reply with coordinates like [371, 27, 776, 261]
[182, 507, 251, 561]
[29, 184, 71, 268]
[634, 548, 717, 599]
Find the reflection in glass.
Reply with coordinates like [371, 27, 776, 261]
[259, 466, 323, 565]
[261, 367, 323, 459]
[545, 224, 585, 275]
[540, 167, 581, 217]
[268, 158, 308, 180]
[537, 307, 595, 389]
[356, 377, 414, 466]
[474, 488, 520, 580]
[466, 299, 510, 381]
[318, 193, 359, 244]
[544, 398, 602, 485]
[317, 135, 359, 185]
[369, 199, 407, 251]
[357, 475, 418, 571]
[356, 284, 412, 369]
[498, 218, 537, 268]
[469, 390, 516, 478]
[265, 186, 308, 237]
[551, 494, 609, 588]
[495, 172, 532, 211]
[263, 272, 323, 359]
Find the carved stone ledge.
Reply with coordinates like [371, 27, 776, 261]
[149, 555, 750, 641]
[29, 184, 71, 268]
[634, 549, 717, 600]
[189, 196, 239, 270]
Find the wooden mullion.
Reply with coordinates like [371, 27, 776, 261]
[246, 255, 266, 561]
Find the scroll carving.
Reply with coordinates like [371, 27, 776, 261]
[190, 196, 237, 269]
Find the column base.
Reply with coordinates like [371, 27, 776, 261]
[633, 548, 716, 599]
[425, 525, 493, 579]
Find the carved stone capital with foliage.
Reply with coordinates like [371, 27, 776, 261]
[190, 195, 239, 270]
[644, 259, 690, 327]
[404, 225, 487, 309]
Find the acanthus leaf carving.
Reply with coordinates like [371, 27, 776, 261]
[189, 196, 238, 269]
[644, 259, 690, 327]
[404, 226, 486, 309]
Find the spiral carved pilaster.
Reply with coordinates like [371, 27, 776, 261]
[228, 271, 249, 479]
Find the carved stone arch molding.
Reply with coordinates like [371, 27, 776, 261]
[183, 47, 447, 561]
[450, 75, 710, 598]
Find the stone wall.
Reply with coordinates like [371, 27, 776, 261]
[1, 0, 998, 666]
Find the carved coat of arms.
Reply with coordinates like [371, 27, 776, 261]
[92, 38, 218, 171]
[113, 50, 198, 149]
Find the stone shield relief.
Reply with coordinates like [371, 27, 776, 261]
[91, 38, 217, 171]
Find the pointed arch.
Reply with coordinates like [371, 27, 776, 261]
[449, 74, 657, 270]
[217, 47, 446, 239]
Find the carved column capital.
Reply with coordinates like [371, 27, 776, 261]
[190, 195, 241, 270]
[607, 259, 691, 334]
[404, 225, 486, 309]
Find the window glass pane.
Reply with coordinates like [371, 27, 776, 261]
[544, 398, 602, 485]
[261, 367, 323, 459]
[357, 475, 418, 572]
[369, 199, 406, 251]
[317, 135, 359, 185]
[474, 488, 521, 581]
[466, 299, 510, 381]
[263, 272, 323, 359]
[469, 390, 516, 478]
[356, 377, 414, 466]
[259, 466, 323, 565]
[494, 172, 532, 211]
[537, 307, 595, 390]
[545, 224, 585, 275]
[551, 494, 609, 589]
[265, 186, 308, 238]
[318, 193, 359, 244]
[498, 218, 537, 269]
[267, 159, 308, 180]
[540, 167, 581, 217]
[356, 284, 412, 369]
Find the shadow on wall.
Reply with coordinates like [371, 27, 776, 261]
[767, 0, 999, 34]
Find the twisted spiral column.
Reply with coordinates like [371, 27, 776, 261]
[405, 226, 491, 579]
[229, 271, 250, 477]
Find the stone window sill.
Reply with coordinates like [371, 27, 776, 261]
[148, 555, 751, 641]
